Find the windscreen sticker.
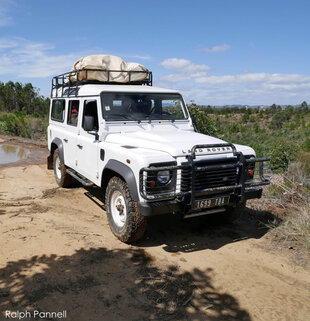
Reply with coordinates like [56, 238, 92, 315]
[105, 106, 110, 111]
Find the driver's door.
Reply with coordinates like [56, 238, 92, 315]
[76, 99, 99, 182]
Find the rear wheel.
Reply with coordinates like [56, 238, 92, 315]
[53, 149, 72, 187]
[105, 176, 147, 243]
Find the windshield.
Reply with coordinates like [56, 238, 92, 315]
[100, 92, 188, 121]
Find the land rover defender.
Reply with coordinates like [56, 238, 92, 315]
[47, 59, 270, 243]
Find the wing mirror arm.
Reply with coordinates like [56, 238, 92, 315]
[88, 130, 99, 141]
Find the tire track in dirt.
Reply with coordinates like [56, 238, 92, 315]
[0, 163, 310, 321]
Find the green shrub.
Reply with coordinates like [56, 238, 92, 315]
[0, 113, 29, 137]
[242, 113, 249, 122]
[240, 125, 248, 134]
[302, 137, 310, 152]
[27, 117, 48, 139]
[188, 105, 217, 136]
[269, 142, 297, 171]
[253, 123, 260, 133]
[249, 116, 255, 123]
[228, 123, 239, 133]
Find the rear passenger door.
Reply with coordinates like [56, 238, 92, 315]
[76, 99, 100, 182]
[64, 99, 80, 169]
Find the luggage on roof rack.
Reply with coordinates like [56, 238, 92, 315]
[51, 55, 153, 98]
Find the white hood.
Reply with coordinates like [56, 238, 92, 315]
[105, 128, 255, 157]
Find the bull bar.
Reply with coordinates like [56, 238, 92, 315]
[139, 143, 270, 212]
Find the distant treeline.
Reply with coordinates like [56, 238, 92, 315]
[0, 81, 50, 116]
[197, 101, 309, 115]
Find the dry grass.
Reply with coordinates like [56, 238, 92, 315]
[265, 163, 310, 252]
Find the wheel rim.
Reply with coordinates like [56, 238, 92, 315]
[110, 190, 127, 228]
[55, 156, 61, 180]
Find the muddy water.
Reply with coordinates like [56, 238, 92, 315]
[0, 143, 47, 167]
[0, 144, 31, 165]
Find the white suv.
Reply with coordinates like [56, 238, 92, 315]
[47, 69, 270, 243]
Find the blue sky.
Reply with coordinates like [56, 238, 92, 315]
[1, 0, 310, 105]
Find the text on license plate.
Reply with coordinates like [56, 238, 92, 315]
[194, 196, 230, 210]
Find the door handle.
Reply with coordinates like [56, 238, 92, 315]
[64, 139, 68, 143]
[77, 144, 83, 149]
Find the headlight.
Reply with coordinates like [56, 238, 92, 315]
[157, 170, 171, 184]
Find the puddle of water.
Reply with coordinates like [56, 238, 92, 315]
[0, 144, 31, 165]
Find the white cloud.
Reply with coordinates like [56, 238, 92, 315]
[0, 39, 154, 79]
[0, 37, 78, 78]
[203, 44, 231, 53]
[0, 38, 19, 49]
[195, 73, 310, 88]
[159, 74, 190, 82]
[157, 57, 310, 105]
[159, 58, 210, 84]
[160, 58, 210, 73]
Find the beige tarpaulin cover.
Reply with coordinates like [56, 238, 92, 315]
[70, 55, 149, 83]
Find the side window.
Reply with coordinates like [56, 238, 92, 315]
[51, 100, 65, 122]
[67, 100, 80, 126]
[82, 100, 99, 131]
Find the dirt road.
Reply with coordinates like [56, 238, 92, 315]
[0, 157, 310, 320]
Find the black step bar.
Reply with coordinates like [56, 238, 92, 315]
[66, 168, 93, 187]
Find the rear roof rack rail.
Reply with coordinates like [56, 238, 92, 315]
[51, 69, 153, 98]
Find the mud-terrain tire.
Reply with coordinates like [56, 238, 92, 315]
[53, 148, 72, 187]
[220, 203, 246, 223]
[105, 176, 147, 243]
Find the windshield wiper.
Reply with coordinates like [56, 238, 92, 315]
[145, 114, 175, 122]
[108, 113, 141, 122]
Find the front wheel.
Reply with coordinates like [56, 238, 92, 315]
[105, 176, 147, 243]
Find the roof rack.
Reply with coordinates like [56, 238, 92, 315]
[51, 69, 153, 98]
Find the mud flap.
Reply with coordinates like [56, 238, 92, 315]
[47, 154, 53, 170]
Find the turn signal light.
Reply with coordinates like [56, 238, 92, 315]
[248, 169, 254, 176]
[148, 181, 156, 188]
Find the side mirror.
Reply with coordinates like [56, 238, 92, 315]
[83, 115, 94, 131]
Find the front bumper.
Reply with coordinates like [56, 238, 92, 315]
[138, 143, 270, 218]
[139, 187, 263, 217]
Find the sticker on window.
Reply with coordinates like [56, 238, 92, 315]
[113, 100, 122, 107]
[105, 106, 111, 111]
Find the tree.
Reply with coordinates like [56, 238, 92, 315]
[298, 101, 309, 113]
[0, 81, 49, 116]
[268, 104, 278, 115]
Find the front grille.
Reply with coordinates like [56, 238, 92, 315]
[181, 159, 239, 192]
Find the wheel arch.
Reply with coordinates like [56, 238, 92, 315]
[101, 160, 139, 201]
[47, 138, 64, 169]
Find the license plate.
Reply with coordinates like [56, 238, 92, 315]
[194, 196, 230, 210]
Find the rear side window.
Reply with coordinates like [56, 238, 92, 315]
[51, 100, 65, 122]
[67, 100, 80, 126]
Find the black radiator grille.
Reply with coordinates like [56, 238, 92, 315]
[181, 159, 239, 192]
